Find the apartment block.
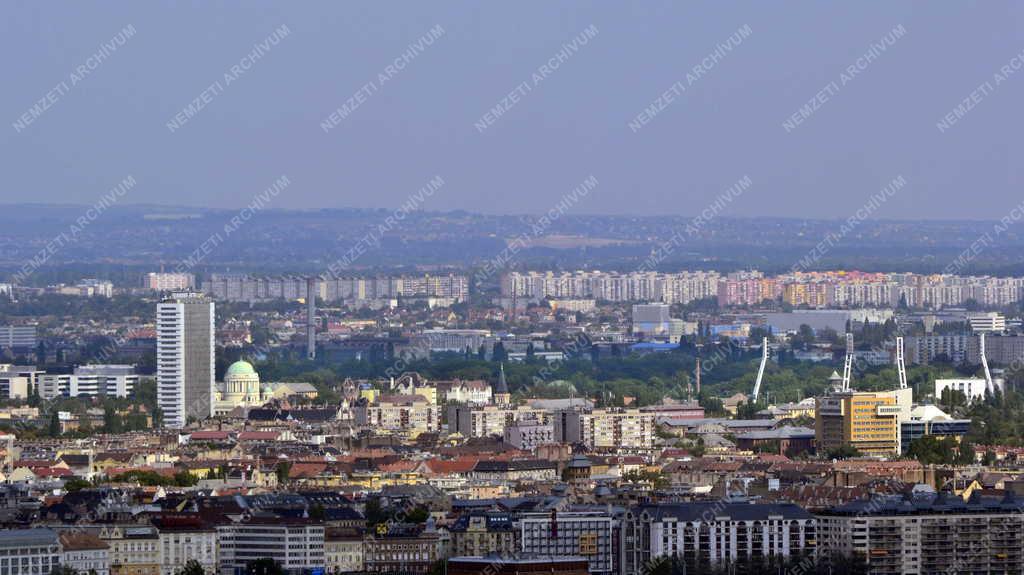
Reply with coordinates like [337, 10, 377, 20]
[817, 493, 1024, 574]
[555, 408, 656, 450]
[623, 503, 816, 575]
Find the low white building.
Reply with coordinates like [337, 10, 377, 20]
[60, 531, 111, 575]
[152, 516, 217, 575]
[935, 378, 1002, 402]
[325, 533, 363, 574]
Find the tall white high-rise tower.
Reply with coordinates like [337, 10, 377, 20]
[157, 292, 215, 428]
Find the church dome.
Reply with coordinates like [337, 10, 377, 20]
[226, 360, 257, 377]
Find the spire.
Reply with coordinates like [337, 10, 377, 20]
[495, 363, 509, 394]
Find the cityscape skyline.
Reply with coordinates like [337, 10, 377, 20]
[4, 3, 1024, 575]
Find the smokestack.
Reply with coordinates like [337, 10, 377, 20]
[307, 277, 317, 361]
[695, 357, 701, 396]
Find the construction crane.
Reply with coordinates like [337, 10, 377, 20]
[896, 336, 908, 389]
[841, 333, 854, 391]
[752, 337, 768, 403]
[980, 332, 994, 394]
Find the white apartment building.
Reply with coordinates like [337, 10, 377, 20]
[324, 535, 363, 574]
[447, 404, 552, 438]
[353, 395, 440, 433]
[157, 293, 215, 428]
[555, 408, 656, 450]
[59, 531, 110, 575]
[152, 518, 217, 575]
[145, 272, 195, 291]
[624, 504, 816, 574]
[503, 423, 555, 450]
[502, 271, 721, 305]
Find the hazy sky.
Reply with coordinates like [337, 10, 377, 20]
[2, 2, 1021, 219]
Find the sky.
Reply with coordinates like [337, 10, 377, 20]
[1, 2, 1022, 219]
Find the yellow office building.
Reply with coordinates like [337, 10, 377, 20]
[815, 388, 912, 456]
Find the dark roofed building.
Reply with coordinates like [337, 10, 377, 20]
[624, 503, 816, 573]
[817, 492, 1024, 574]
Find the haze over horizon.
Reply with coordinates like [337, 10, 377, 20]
[3, 2, 1022, 220]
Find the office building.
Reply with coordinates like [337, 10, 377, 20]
[900, 404, 971, 454]
[0, 528, 63, 575]
[967, 311, 1006, 333]
[816, 493, 1024, 574]
[632, 304, 671, 338]
[157, 293, 215, 428]
[520, 510, 620, 575]
[0, 325, 37, 349]
[0, 364, 44, 400]
[217, 519, 325, 574]
[815, 388, 912, 456]
[39, 365, 138, 400]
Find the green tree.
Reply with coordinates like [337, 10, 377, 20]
[826, 444, 862, 460]
[174, 560, 207, 575]
[275, 461, 292, 484]
[48, 410, 61, 437]
[957, 437, 976, 465]
[103, 405, 123, 434]
[63, 477, 92, 492]
[492, 341, 507, 362]
[244, 558, 285, 575]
